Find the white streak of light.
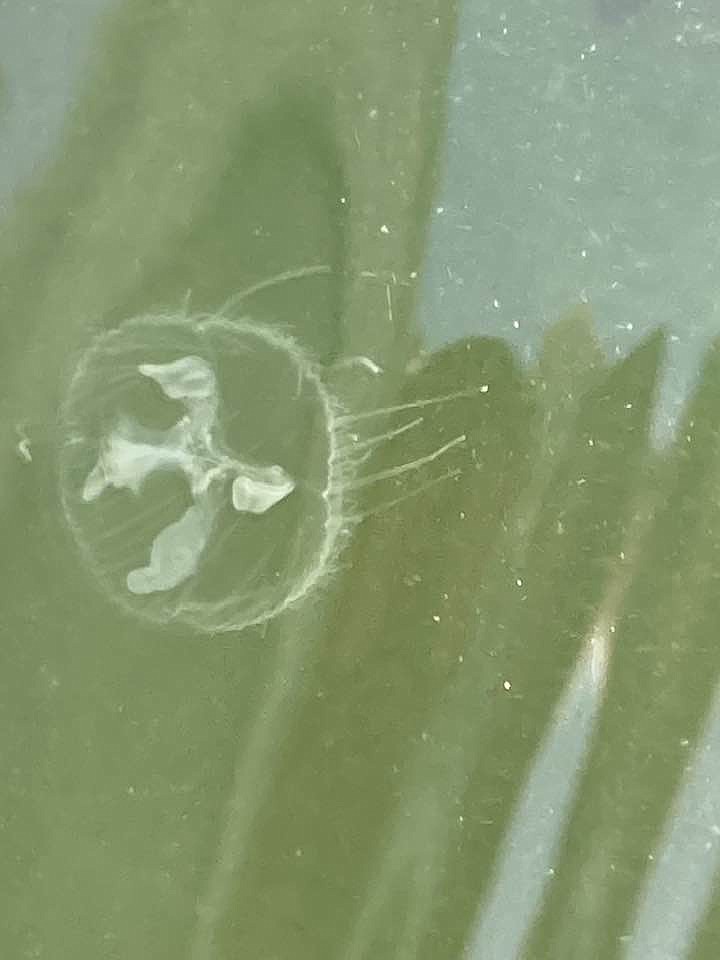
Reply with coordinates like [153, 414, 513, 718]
[467, 636, 607, 960]
[622, 677, 720, 960]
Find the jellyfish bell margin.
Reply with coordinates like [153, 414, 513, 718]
[58, 311, 343, 634]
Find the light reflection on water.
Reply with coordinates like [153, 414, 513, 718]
[419, 0, 720, 447]
[0, 0, 117, 213]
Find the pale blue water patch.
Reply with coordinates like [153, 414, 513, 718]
[0, 0, 117, 215]
[419, 0, 720, 442]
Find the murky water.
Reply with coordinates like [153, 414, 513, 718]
[3, 2, 720, 959]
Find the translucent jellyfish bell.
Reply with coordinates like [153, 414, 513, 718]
[59, 313, 339, 632]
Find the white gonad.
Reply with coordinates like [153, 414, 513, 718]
[59, 266, 480, 633]
[81, 353, 295, 595]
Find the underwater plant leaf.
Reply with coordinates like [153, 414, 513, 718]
[523, 332, 720, 960]
[536, 301, 605, 402]
[516, 301, 607, 554]
[408, 328, 664, 960]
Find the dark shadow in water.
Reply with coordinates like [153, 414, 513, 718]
[196, 309, 673, 959]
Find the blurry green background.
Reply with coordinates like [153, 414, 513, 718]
[3, 2, 720, 959]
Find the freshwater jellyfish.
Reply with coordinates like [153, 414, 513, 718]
[59, 277, 475, 634]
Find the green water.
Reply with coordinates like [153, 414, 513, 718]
[3, 2, 720, 959]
